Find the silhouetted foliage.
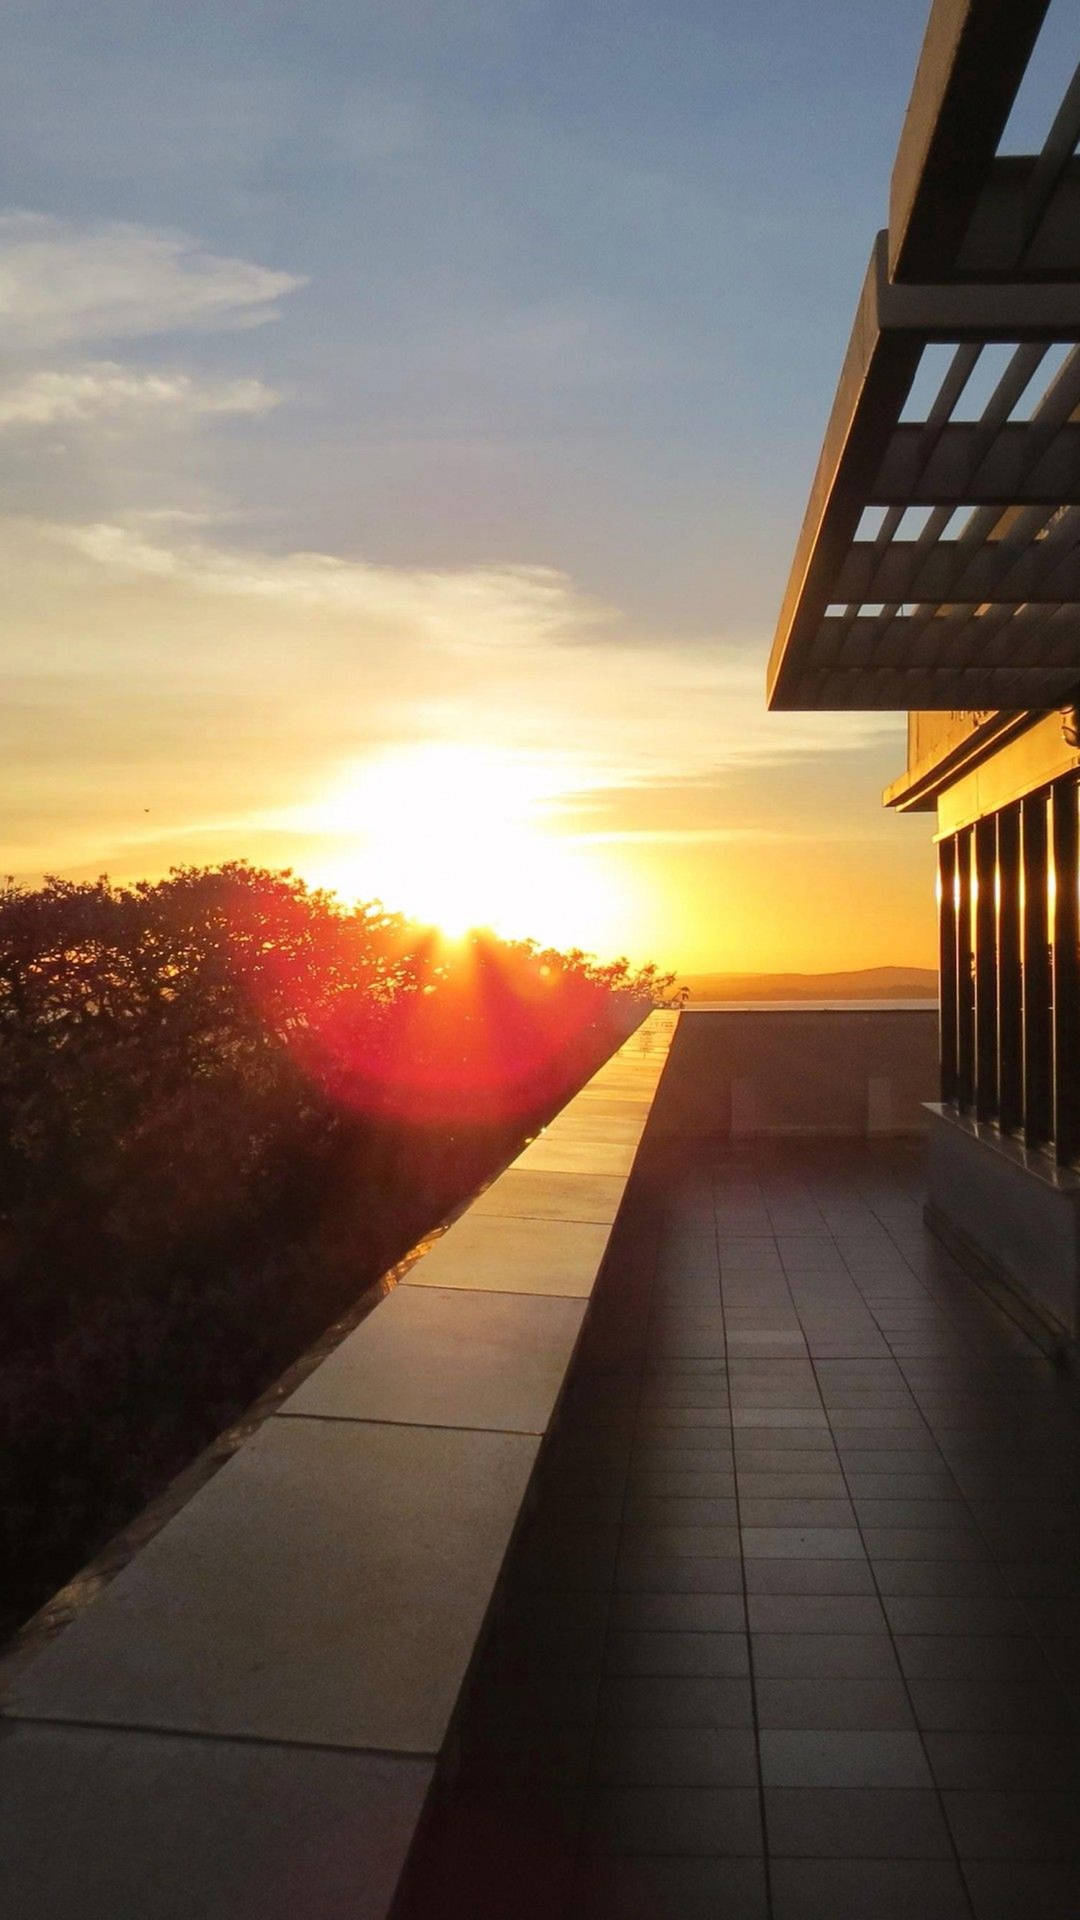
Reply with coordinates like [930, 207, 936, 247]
[0, 864, 672, 1638]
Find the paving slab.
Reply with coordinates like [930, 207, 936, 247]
[470, 1168, 628, 1224]
[512, 1134, 641, 1176]
[6, 1417, 538, 1752]
[279, 1283, 586, 1434]
[404, 1210, 613, 1296]
[0, 1722, 432, 1920]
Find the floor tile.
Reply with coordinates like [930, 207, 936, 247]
[944, 1790, 1080, 1859]
[736, 1472, 848, 1498]
[755, 1677, 914, 1729]
[580, 1786, 762, 1855]
[590, 1725, 757, 1787]
[566, 1854, 768, 1918]
[760, 1729, 932, 1787]
[740, 1527, 865, 1560]
[615, 1555, 744, 1594]
[596, 1676, 753, 1728]
[895, 1635, 1055, 1680]
[603, 1631, 749, 1677]
[743, 1558, 877, 1595]
[875, 1561, 1009, 1597]
[619, 1524, 740, 1559]
[883, 1596, 1031, 1635]
[907, 1678, 1074, 1731]
[765, 1787, 952, 1857]
[865, 1528, 988, 1561]
[752, 1635, 900, 1678]
[962, 1859, 1080, 1917]
[770, 1857, 970, 1919]
[608, 1591, 746, 1632]
[924, 1732, 1080, 1790]
[624, 1495, 738, 1526]
[747, 1594, 887, 1634]
[739, 1499, 856, 1527]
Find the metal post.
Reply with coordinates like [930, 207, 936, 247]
[1022, 792, 1052, 1150]
[938, 835, 959, 1105]
[997, 802, 1023, 1133]
[1051, 778, 1080, 1166]
[974, 814, 998, 1122]
[955, 828, 975, 1110]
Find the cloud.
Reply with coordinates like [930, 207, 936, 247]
[0, 212, 305, 346]
[37, 513, 899, 780]
[0, 361, 280, 428]
[1, 512, 905, 893]
[53, 516, 611, 650]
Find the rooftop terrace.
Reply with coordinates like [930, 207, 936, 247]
[3, 1006, 1079, 1919]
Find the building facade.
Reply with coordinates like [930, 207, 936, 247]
[769, 0, 1080, 1339]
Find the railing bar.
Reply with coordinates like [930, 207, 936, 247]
[1022, 792, 1052, 1151]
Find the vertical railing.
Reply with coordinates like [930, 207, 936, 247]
[1022, 791, 1052, 1151]
[938, 835, 958, 1103]
[956, 826, 975, 1111]
[973, 814, 997, 1122]
[1052, 780, 1080, 1165]
[997, 802, 1023, 1134]
[938, 775, 1079, 1167]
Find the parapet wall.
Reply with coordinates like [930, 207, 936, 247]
[649, 1003, 939, 1140]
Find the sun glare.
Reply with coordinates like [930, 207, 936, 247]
[303, 742, 631, 951]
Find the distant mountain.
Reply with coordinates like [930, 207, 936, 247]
[677, 965, 938, 1002]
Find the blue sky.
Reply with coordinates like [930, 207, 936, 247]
[8, 0, 1055, 966]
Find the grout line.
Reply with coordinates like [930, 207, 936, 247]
[400, 1282, 595, 1299]
[2, 1709, 440, 1762]
[273, 1410, 547, 1438]
[717, 1152, 776, 1920]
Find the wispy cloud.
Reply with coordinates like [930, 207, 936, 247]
[1, 508, 910, 967]
[52, 516, 611, 649]
[0, 212, 305, 347]
[0, 361, 280, 428]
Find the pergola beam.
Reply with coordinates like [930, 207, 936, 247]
[888, 0, 1051, 282]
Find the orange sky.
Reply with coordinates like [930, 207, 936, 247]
[3, 512, 936, 973]
[1, 6, 951, 974]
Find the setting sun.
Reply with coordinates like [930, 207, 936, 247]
[299, 742, 634, 951]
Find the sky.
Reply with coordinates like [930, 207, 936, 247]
[4, 1, 1067, 971]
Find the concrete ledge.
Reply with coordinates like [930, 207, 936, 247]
[925, 1102, 1080, 1344]
[0, 1724, 432, 1920]
[0, 1010, 675, 1920]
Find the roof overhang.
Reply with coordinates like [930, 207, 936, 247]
[767, 0, 1080, 715]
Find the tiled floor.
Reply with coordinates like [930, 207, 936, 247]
[398, 1133, 1080, 1920]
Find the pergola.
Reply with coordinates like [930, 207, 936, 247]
[767, 0, 1080, 715]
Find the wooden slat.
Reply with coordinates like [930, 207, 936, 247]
[834, 538, 1080, 604]
[872, 421, 1080, 505]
